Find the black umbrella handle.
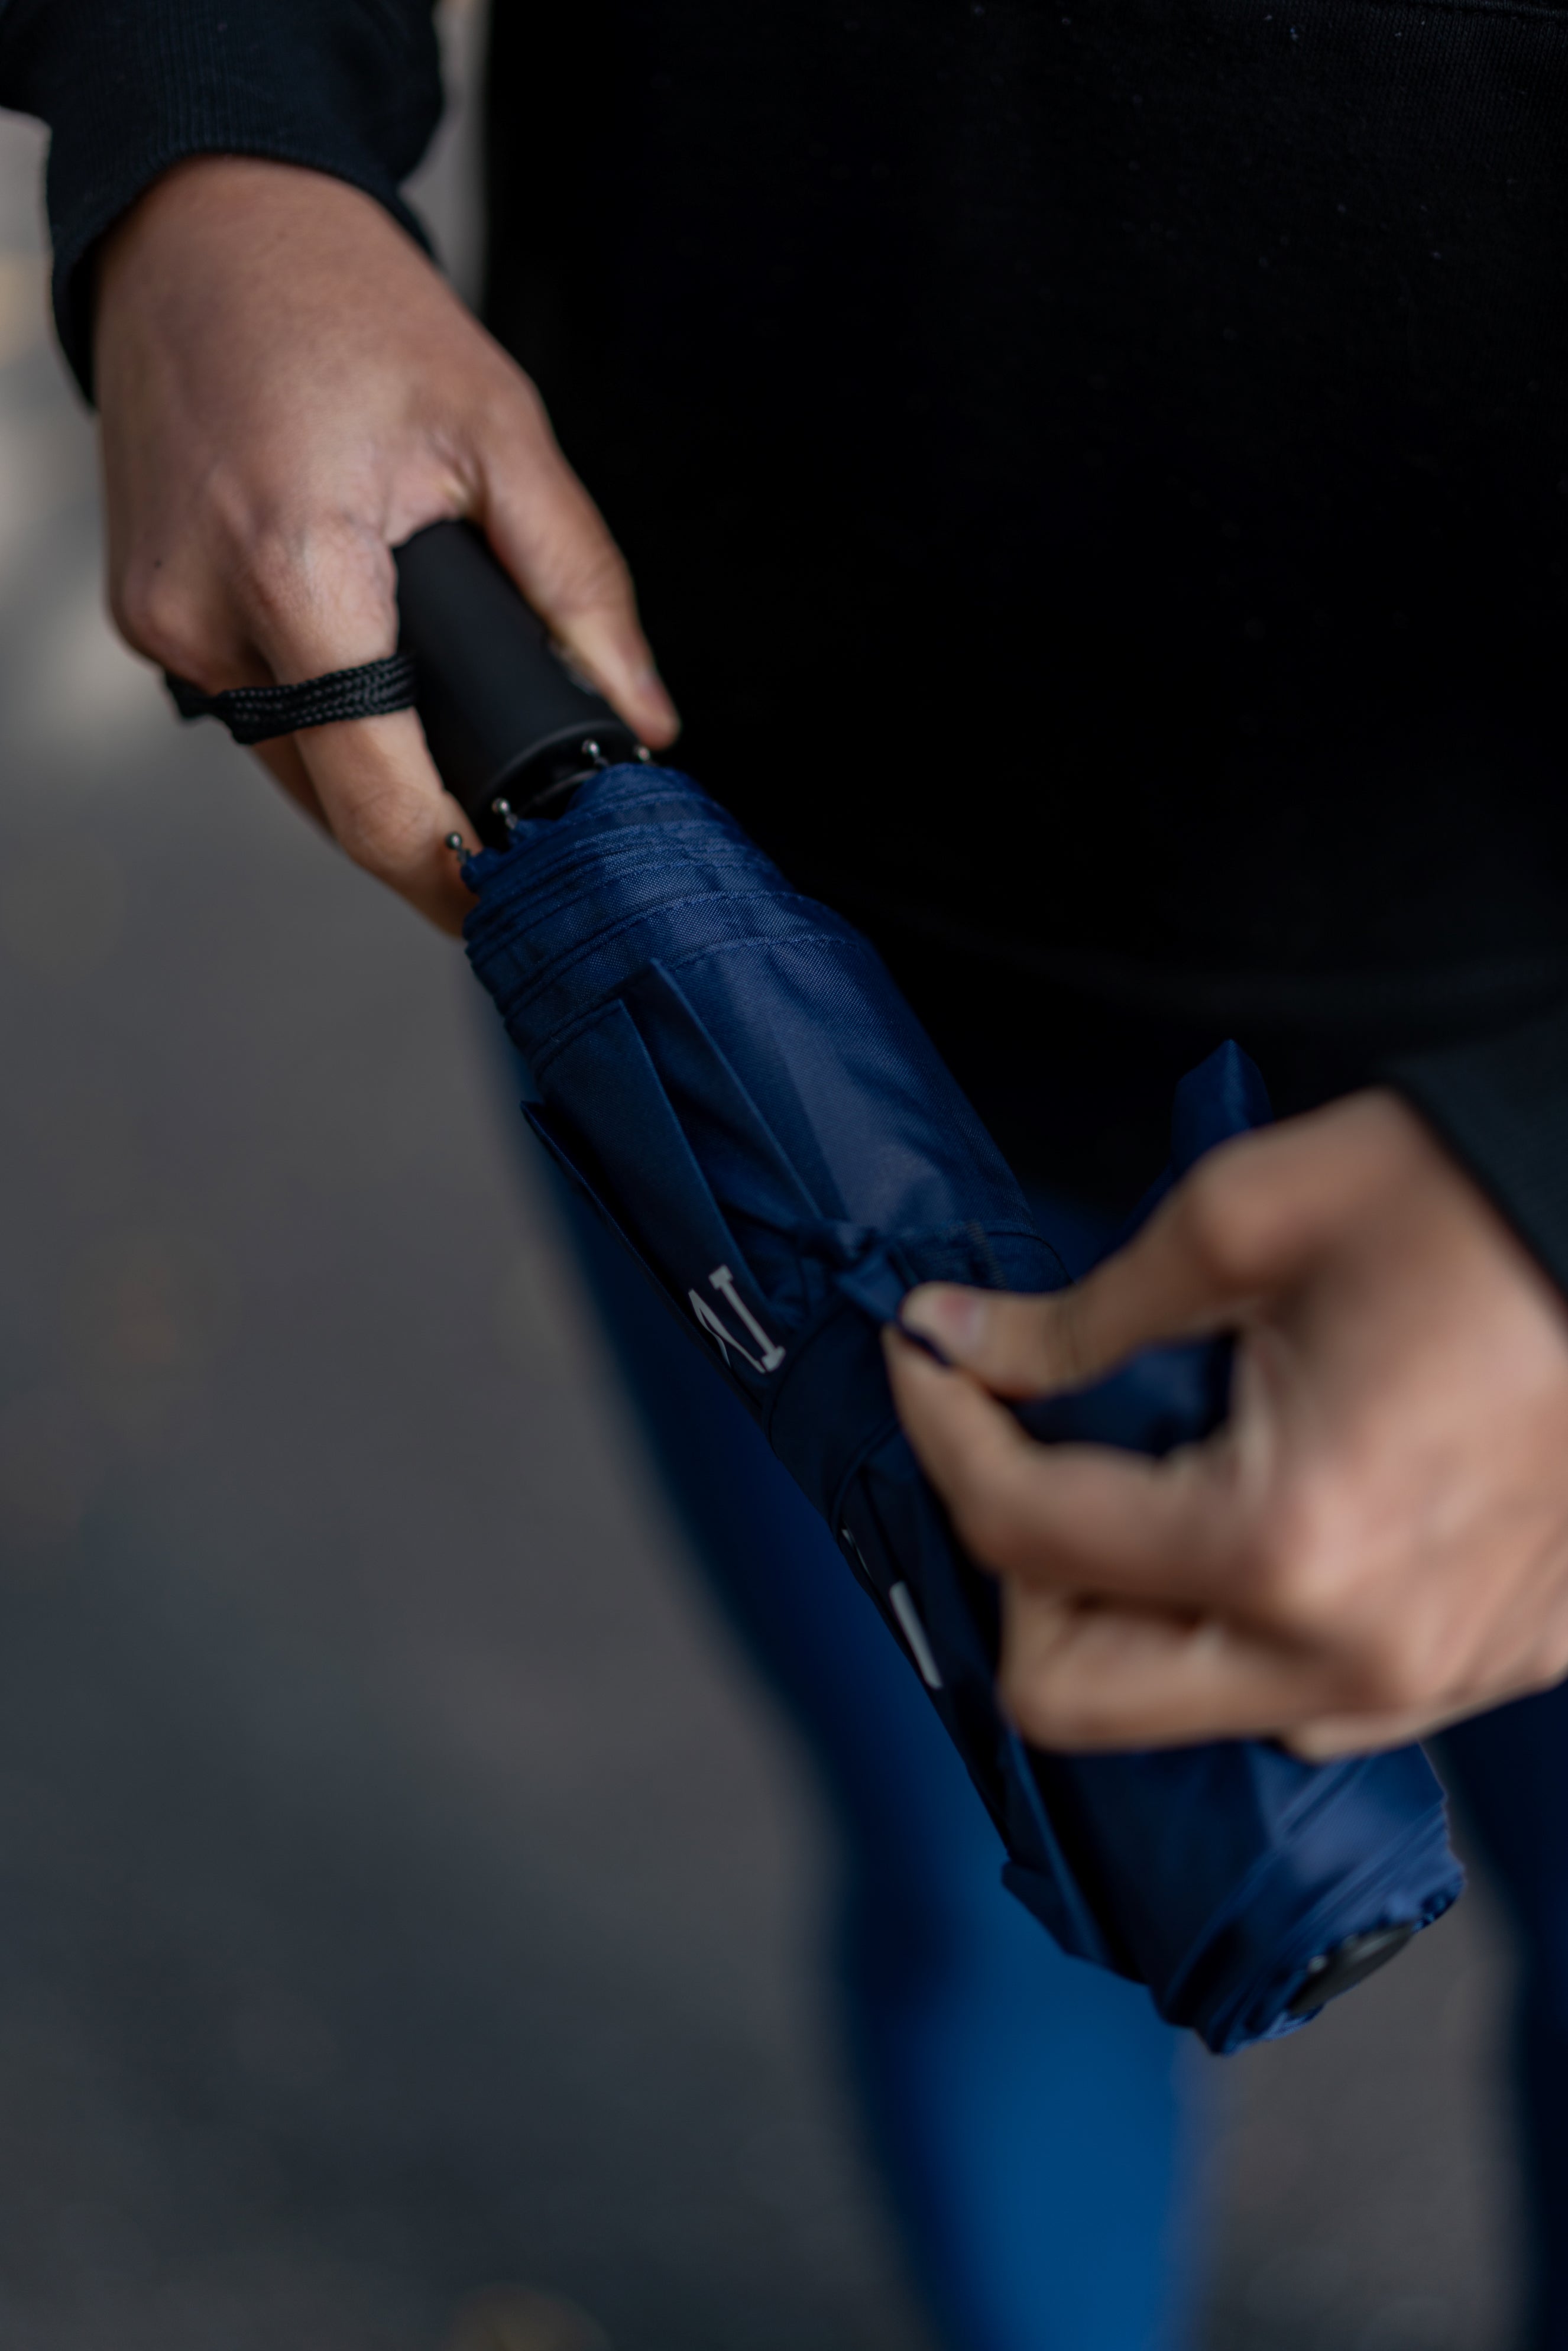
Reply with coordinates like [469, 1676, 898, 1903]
[394, 519, 646, 846]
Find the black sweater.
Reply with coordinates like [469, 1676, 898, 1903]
[5, 0, 1568, 1262]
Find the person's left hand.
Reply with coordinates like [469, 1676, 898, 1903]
[883, 1089, 1568, 1758]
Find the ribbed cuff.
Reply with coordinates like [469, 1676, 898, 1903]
[1384, 996, 1568, 1300]
[0, 0, 442, 398]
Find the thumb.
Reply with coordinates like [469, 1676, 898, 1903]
[899, 1130, 1304, 1399]
[478, 399, 679, 750]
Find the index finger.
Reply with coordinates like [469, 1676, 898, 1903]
[900, 1106, 1379, 1401]
[883, 1326, 1245, 1609]
[239, 520, 477, 930]
[292, 707, 475, 932]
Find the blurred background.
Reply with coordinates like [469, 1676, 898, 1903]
[0, 8, 1530, 2345]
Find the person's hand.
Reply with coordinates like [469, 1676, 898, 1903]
[885, 1090, 1568, 1757]
[94, 157, 678, 932]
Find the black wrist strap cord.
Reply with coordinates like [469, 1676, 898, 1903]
[166, 523, 640, 844]
[164, 653, 419, 746]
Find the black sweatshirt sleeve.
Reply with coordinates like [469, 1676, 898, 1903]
[1383, 1002, 1568, 1301]
[0, 0, 443, 399]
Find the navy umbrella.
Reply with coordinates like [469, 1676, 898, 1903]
[390, 522, 1462, 2052]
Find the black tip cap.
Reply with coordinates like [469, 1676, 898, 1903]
[1286, 1924, 1417, 2019]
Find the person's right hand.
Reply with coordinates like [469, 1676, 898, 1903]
[94, 156, 678, 932]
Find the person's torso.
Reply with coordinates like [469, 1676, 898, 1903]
[484, 0, 1568, 1037]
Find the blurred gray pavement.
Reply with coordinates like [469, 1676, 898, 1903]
[0, 33, 1532, 2350]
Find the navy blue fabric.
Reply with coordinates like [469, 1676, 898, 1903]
[464, 764, 1463, 2055]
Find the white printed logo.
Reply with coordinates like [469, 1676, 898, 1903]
[688, 1263, 785, 1374]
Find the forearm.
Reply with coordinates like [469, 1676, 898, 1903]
[0, 0, 442, 394]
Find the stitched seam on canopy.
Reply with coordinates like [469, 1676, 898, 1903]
[471, 856, 832, 957]
[474, 841, 784, 942]
[479, 848, 813, 930]
[497, 914, 869, 1050]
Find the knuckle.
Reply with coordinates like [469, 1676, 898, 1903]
[112, 562, 203, 672]
[1042, 1290, 1095, 1390]
[239, 515, 388, 639]
[951, 1484, 1035, 1578]
[997, 1654, 1057, 1740]
[1520, 1647, 1568, 1704]
[1345, 1627, 1439, 1716]
[551, 535, 635, 621]
[1000, 1658, 1102, 1750]
[1173, 1150, 1270, 1284]
[498, 367, 551, 440]
[1248, 1518, 1337, 1630]
[1245, 1482, 1367, 1634]
[237, 526, 307, 624]
[1243, 1502, 1454, 1715]
[238, 526, 317, 627]
[478, 352, 549, 431]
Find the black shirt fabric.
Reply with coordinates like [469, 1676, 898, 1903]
[0, 0, 442, 387]
[6, 0, 1568, 1254]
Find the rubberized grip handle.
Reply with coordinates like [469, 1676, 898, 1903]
[394, 519, 643, 843]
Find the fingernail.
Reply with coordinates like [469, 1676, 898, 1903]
[900, 1285, 987, 1361]
[634, 666, 681, 739]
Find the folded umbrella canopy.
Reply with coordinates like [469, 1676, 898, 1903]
[396, 522, 1462, 2055]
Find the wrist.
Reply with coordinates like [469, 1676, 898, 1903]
[95, 157, 421, 362]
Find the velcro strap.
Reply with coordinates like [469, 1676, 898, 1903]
[164, 653, 419, 746]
